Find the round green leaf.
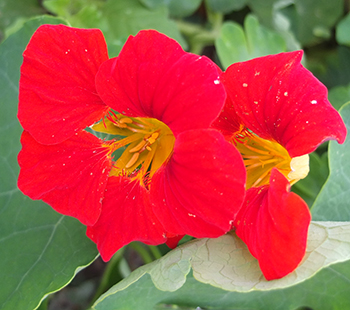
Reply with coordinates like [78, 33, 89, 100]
[43, 0, 187, 57]
[0, 0, 46, 41]
[336, 12, 350, 47]
[137, 0, 170, 10]
[312, 102, 350, 220]
[206, 0, 247, 14]
[167, 0, 202, 18]
[216, 14, 286, 69]
[0, 16, 98, 310]
[329, 84, 350, 111]
[92, 221, 350, 309]
[292, 152, 329, 207]
[248, 0, 343, 46]
[101, 0, 187, 55]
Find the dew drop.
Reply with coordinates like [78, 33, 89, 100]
[243, 83, 248, 87]
[284, 92, 288, 96]
[214, 79, 220, 85]
[311, 100, 317, 104]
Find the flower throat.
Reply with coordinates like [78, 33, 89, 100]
[232, 128, 309, 189]
[93, 111, 175, 187]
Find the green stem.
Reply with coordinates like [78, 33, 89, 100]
[129, 242, 154, 264]
[148, 245, 162, 260]
[176, 4, 223, 54]
[90, 248, 125, 304]
[206, 6, 223, 33]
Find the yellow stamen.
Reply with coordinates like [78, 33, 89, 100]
[114, 122, 128, 128]
[125, 152, 140, 169]
[147, 132, 159, 144]
[119, 117, 133, 124]
[129, 140, 147, 153]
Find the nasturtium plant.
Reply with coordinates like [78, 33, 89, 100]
[1, 0, 350, 309]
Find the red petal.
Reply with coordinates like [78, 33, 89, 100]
[166, 235, 185, 249]
[86, 176, 167, 261]
[223, 51, 347, 157]
[96, 30, 226, 136]
[212, 94, 243, 139]
[18, 24, 110, 145]
[234, 168, 311, 280]
[151, 129, 246, 237]
[17, 130, 111, 225]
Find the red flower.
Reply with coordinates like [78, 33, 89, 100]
[17, 25, 246, 261]
[213, 51, 347, 280]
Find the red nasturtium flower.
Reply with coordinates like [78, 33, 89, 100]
[17, 25, 246, 260]
[213, 51, 347, 280]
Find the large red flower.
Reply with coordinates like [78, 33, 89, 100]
[213, 51, 347, 280]
[17, 25, 246, 261]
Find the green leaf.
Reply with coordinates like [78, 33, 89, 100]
[137, 0, 169, 10]
[206, 0, 247, 14]
[292, 152, 329, 207]
[93, 222, 350, 309]
[246, 0, 278, 28]
[329, 83, 350, 111]
[310, 46, 350, 89]
[0, 0, 46, 41]
[336, 12, 350, 47]
[276, 0, 343, 46]
[44, 0, 187, 57]
[167, 0, 202, 18]
[43, 0, 104, 18]
[102, 0, 186, 56]
[0, 16, 98, 310]
[311, 102, 350, 220]
[248, 0, 343, 48]
[216, 14, 286, 69]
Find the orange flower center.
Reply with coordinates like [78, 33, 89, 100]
[232, 128, 309, 189]
[93, 112, 175, 187]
